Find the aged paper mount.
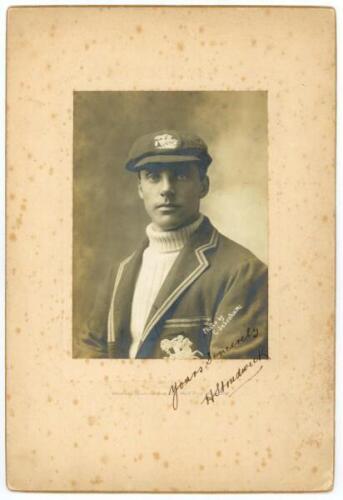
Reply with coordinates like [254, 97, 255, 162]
[6, 6, 335, 492]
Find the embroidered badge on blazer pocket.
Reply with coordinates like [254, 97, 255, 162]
[160, 335, 204, 359]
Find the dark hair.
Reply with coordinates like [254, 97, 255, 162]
[197, 165, 208, 181]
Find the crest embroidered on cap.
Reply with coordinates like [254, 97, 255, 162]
[160, 335, 203, 359]
[154, 133, 179, 150]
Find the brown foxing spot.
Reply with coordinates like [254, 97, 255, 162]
[163, 461, 169, 468]
[73, 399, 78, 405]
[251, 39, 257, 46]
[177, 42, 184, 51]
[312, 466, 318, 474]
[100, 455, 108, 464]
[135, 25, 142, 33]
[9, 233, 16, 241]
[305, 437, 322, 448]
[88, 416, 96, 426]
[90, 475, 103, 485]
[153, 452, 160, 460]
[199, 464, 204, 471]
[216, 451, 222, 457]
[16, 327, 21, 334]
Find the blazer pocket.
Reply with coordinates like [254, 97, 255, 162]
[159, 318, 213, 359]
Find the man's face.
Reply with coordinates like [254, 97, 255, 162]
[138, 163, 209, 231]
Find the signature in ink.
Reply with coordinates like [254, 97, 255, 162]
[168, 327, 262, 410]
[169, 354, 212, 410]
[215, 327, 259, 359]
[201, 349, 265, 405]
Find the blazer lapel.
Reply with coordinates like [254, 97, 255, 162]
[136, 217, 219, 355]
[107, 238, 147, 354]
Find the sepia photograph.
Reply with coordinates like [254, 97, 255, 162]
[73, 91, 268, 359]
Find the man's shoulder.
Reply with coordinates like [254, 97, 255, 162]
[211, 225, 267, 272]
[117, 235, 148, 269]
[118, 251, 136, 268]
[217, 230, 261, 259]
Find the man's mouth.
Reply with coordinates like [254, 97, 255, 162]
[156, 203, 180, 209]
[156, 203, 180, 212]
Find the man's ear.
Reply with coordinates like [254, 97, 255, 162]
[137, 177, 144, 200]
[200, 175, 210, 199]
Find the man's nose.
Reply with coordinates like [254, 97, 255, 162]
[160, 175, 175, 197]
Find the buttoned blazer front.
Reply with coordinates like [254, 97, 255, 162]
[80, 217, 268, 359]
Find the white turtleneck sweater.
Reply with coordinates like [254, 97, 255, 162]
[129, 215, 204, 358]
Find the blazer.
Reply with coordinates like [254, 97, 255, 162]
[80, 217, 268, 359]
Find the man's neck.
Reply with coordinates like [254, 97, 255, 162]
[146, 214, 204, 253]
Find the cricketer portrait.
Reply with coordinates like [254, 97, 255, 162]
[73, 91, 268, 360]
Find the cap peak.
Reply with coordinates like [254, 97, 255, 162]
[125, 129, 212, 172]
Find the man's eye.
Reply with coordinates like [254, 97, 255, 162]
[176, 173, 188, 180]
[146, 172, 159, 181]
